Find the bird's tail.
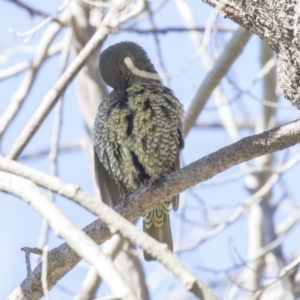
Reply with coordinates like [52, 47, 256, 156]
[143, 201, 173, 261]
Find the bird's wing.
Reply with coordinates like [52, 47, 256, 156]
[172, 149, 180, 211]
[94, 148, 120, 208]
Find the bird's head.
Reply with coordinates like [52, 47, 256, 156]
[99, 41, 159, 99]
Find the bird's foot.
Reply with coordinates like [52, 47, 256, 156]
[118, 193, 129, 205]
[144, 178, 158, 192]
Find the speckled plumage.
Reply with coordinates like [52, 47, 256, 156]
[93, 42, 184, 261]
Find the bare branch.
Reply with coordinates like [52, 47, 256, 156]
[253, 253, 300, 299]
[0, 61, 31, 80]
[1, 171, 137, 300]
[19, 140, 82, 161]
[7, 0, 64, 24]
[37, 28, 70, 261]
[178, 173, 279, 252]
[8, 0, 69, 42]
[4, 170, 218, 300]
[0, 20, 65, 140]
[145, 1, 169, 83]
[0, 41, 63, 81]
[244, 40, 278, 294]
[183, 27, 252, 136]
[276, 207, 300, 236]
[3, 118, 300, 299]
[21, 247, 43, 255]
[7, 0, 145, 160]
[75, 235, 125, 300]
[121, 26, 236, 34]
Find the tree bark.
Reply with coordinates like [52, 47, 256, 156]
[202, 0, 300, 109]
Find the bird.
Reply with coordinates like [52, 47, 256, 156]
[93, 41, 184, 261]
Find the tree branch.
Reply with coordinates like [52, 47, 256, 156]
[120, 26, 236, 34]
[0, 20, 65, 140]
[7, 0, 144, 160]
[3, 118, 300, 299]
[1, 172, 137, 300]
[0, 41, 63, 81]
[183, 27, 252, 136]
[7, 0, 64, 24]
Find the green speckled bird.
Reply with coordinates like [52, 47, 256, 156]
[93, 41, 184, 261]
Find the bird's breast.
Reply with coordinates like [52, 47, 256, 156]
[94, 85, 181, 193]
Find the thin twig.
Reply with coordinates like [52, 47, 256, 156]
[145, 2, 169, 84]
[0, 42, 63, 81]
[0, 61, 30, 80]
[165, 0, 222, 81]
[7, 0, 145, 160]
[121, 26, 236, 34]
[21, 247, 43, 255]
[179, 152, 300, 253]
[36, 28, 70, 263]
[198, 167, 272, 188]
[19, 140, 82, 161]
[177, 173, 280, 252]
[183, 28, 252, 136]
[243, 40, 278, 294]
[276, 206, 300, 236]
[253, 254, 300, 299]
[227, 75, 292, 109]
[0, 20, 65, 140]
[7, 0, 64, 24]
[8, 0, 69, 42]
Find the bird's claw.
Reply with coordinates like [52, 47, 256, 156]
[144, 178, 157, 192]
[118, 193, 129, 205]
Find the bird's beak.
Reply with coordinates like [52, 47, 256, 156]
[117, 89, 127, 100]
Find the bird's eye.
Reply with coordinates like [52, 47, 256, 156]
[117, 68, 123, 76]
